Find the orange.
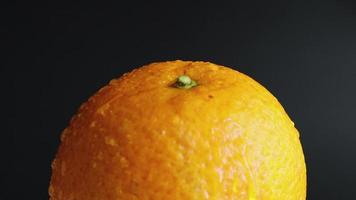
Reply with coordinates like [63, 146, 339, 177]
[49, 60, 306, 199]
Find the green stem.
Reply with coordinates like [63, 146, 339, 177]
[174, 75, 197, 89]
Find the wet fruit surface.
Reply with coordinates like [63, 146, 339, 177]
[49, 60, 306, 200]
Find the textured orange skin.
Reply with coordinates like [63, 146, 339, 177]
[49, 61, 306, 200]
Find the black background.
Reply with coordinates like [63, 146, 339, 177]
[8, 0, 356, 199]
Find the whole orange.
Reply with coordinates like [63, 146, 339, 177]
[49, 60, 306, 199]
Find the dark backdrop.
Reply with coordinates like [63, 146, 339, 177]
[8, 0, 356, 199]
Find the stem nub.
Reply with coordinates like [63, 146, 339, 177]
[174, 75, 197, 89]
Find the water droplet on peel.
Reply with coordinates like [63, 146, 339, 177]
[203, 190, 210, 198]
[90, 121, 97, 128]
[105, 137, 118, 146]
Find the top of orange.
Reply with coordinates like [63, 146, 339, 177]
[49, 60, 306, 200]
